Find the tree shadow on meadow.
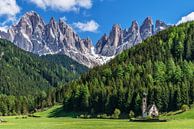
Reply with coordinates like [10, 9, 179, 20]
[48, 106, 81, 118]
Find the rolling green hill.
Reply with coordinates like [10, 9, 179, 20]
[59, 22, 194, 116]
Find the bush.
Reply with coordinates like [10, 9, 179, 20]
[79, 114, 92, 119]
[181, 104, 189, 112]
[96, 114, 110, 119]
[112, 108, 121, 119]
[102, 114, 108, 119]
[97, 114, 101, 119]
[145, 116, 152, 120]
[12, 111, 17, 116]
[86, 115, 91, 119]
[79, 114, 85, 118]
[129, 110, 135, 119]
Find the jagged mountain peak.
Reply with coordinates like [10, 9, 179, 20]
[155, 20, 169, 33]
[0, 11, 171, 68]
[131, 20, 139, 30]
[49, 17, 56, 24]
[24, 11, 40, 18]
[58, 19, 74, 33]
[96, 17, 170, 57]
[59, 18, 67, 25]
[142, 17, 154, 27]
[0, 11, 107, 68]
[140, 17, 154, 40]
[112, 24, 121, 29]
[20, 11, 44, 24]
[25, 10, 38, 15]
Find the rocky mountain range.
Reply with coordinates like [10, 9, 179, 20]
[0, 11, 170, 67]
[96, 17, 170, 57]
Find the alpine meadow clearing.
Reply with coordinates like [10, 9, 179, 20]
[0, 105, 194, 129]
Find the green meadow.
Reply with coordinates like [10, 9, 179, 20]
[0, 105, 194, 129]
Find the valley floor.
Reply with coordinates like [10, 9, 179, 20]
[0, 105, 194, 129]
[0, 117, 194, 129]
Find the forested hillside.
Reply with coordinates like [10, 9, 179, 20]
[41, 54, 88, 75]
[0, 39, 87, 115]
[61, 22, 194, 115]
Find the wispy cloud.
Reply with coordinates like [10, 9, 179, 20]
[73, 20, 99, 33]
[29, 0, 92, 12]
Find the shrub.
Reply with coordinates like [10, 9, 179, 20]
[86, 115, 91, 119]
[79, 114, 85, 118]
[145, 116, 152, 120]
[101, 114, 108, 119]
[97, 114, 101, 119]
[112, 108, 121, 119]
[181, 104, 189, 112]
[96, 114, 111, 119]
[129, 110, 135, 119]
[12, 111, 17, 116]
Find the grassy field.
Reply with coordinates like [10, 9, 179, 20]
[0, 105, 194, 129]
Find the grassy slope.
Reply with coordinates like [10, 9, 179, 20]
[34, 105, 81, 118]
[1, 105, 194, 129]
[162, 107, 194, 120]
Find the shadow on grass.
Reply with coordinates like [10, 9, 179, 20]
[48, 106, 81, 118]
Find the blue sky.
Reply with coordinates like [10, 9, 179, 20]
[1, 0, 194, 44]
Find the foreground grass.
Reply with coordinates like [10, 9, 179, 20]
[0, 105, 194, 129]
[1, 117, 194, 129]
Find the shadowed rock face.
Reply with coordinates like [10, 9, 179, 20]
[140, 17, 154, 40]
[95, 24, 123, 56]
[0, 11, 170, 67]
[123, 20, 142, 46]
[96, 17, 170, 57]
[155, 20, 170, 33]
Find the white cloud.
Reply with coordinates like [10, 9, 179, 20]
[60, 16, 67, 21]
[0, 0, 20, 17]
[0, 26, 9, 32]
[73, 20, 99, 32]
[177, 12, 194, 25]
[0, 0, 20, 32]
[29, 0, 92, 12]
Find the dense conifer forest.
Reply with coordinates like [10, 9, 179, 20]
[60, 22, 194, 116]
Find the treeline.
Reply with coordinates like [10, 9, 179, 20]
[0, 39, 87, 115]
[60, 22, 194, 115]
[0, 87, 67, 116]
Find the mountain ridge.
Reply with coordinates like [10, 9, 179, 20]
[0, 11, 170, 67]
[96, 17, 170, 57]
